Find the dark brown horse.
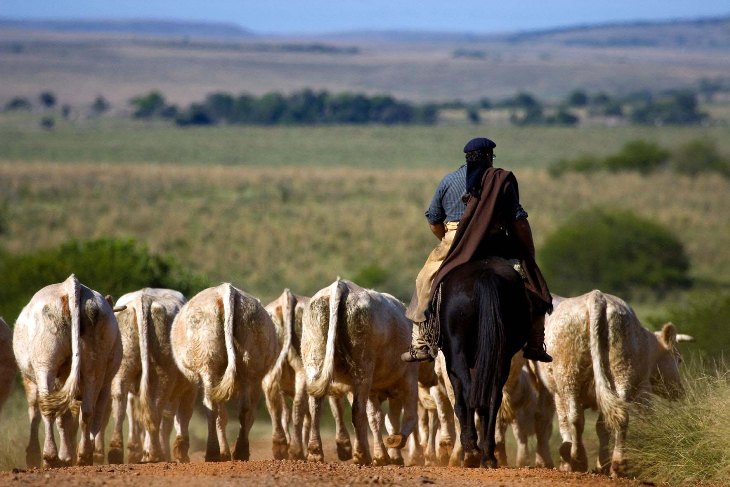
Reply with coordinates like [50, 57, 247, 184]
[437, 257, 531, 467]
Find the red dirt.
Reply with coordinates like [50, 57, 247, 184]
[0, 439, 646, 487]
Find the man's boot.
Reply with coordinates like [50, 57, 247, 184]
[523, 315, 552, 363]
[401, 322, 434, 363]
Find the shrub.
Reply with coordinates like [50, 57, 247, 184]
[4, 97, 32, 111]
[0, 238, 209, 322]
[540, 208, 691, 299]
[603, 140, 670, 174]
[669, 138, 730, 177]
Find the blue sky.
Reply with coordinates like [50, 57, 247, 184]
[1, 1, 728, 35]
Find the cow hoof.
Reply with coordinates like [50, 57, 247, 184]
[306, 450, 324, 463]
[463, 450, 481, 468]
[288, 447, 305, 461]
[610, 460, 626, 478]
[384, 434, 406, 449]
[272, 439, 288, 460]
[389, 456, 405, 467]
[128, 445, 143, 464]
[93, 452, 105, 465]
[172, 436, 190, 463]
[352, 451, 372, 466]
[372, 455, 390, 466]
[77, 452, 93, 466]
[43, 455, 61, 469]
[336, 440, 353, 461]
[408, 455, 424, 466]
[108, 448, 124, 465]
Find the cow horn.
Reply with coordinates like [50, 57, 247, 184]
[113, 305, 127, 313]
[676, 334, 695, 343]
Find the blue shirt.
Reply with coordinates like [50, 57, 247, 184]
[425, 164, 528, 225]
[425, 165, 467, 225]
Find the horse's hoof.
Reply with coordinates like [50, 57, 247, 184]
[481, 455, 498, 469]
[384, 434, 406, 449]
[558, 442, 572, 464]
[107, 447, 123, 465]
[204, 451, 222, 462]
[463, 450, 481, 468]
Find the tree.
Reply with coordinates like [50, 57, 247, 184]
[39, 91, 56, 108]
[567, 90, 588, 107]
[130, 90, 167, 119]
[541, 208, 691, 299]
[91, 95, 111, 115]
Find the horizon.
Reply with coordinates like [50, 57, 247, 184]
[1, 1, 729, 36]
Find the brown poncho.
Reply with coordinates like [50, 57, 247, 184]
[428, 167, 552, 315]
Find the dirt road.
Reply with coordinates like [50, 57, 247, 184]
[1, 461, 647, 487]
[1, 438, 646, 487]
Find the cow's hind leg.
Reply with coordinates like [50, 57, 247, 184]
[350, 382, 373, 465]
[595, 413, 611, 474]
[330, 395, 353, 461]
[233, 382, 260, 461]
[21, 378, 42, 468]
[306, 395, 325, 462]
[262, 373, 288, 460]
[172, 385, 196, 463]
[366, 396, 389, 466]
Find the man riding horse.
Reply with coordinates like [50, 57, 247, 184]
[402, 136, 553, 363]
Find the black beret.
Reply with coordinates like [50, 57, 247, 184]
[463, 137, 496, 153]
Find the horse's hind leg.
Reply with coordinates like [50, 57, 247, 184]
[446, 358, 479, 467]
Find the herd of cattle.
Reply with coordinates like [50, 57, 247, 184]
[0, 273, 693, 477]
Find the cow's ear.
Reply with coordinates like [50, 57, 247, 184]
[105, 295, 115, 308]
[660, 322, 678, 346]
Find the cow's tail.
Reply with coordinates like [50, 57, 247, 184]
[210, 284, 238, 403]
[307, 279, 343, 398]
[588, 290, 627, 432]
[40, 274, 82, 418]
[137, 294, 155, 431]
[267, 289, 296, 389]
[469, 272, 505, 411]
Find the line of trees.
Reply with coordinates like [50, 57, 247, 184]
[2, 83, 719, 128]
[130, 89, 438, 126]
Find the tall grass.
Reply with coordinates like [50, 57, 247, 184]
[625, 361, 730, 485]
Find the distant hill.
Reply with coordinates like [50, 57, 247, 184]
[0, 18, 255, 39]
[322, 15, 730, 49]
[502, 16, 730, 49]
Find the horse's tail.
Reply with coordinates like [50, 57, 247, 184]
[587, 290, 627, 432]
[468, 272, 506, 410]
[210, 283, 238, 403]
[307, 279, 343, 398]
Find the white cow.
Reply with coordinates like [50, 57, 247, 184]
[262, 289, 353, 461]
[0, 317, 18, 416]
[302, 278, 419, 465]
[537, 290, 693, 477]
[13, 274, 122, 467]
[171, 283, 279, 461]
[104, 288, 194, 464]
